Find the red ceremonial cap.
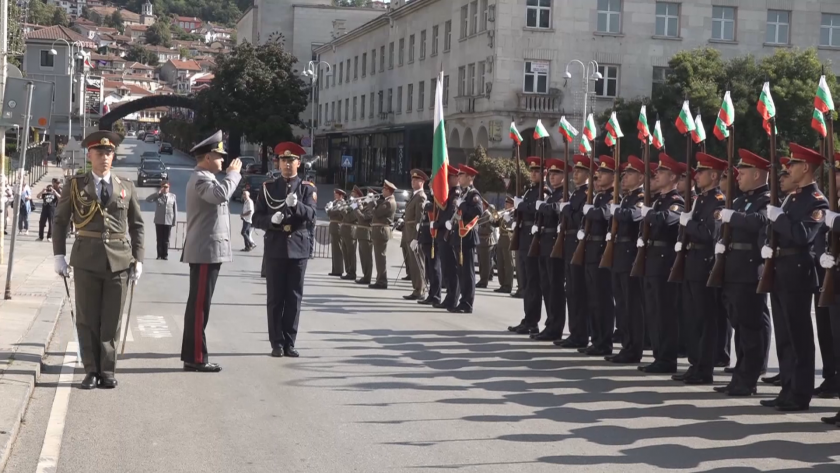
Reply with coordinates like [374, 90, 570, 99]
[726, 167, 740, 179]
[737, 149, 770, 171]
[546, 158, 565, 172]
[657, 152, 686, 175]
[525, 156, 541, 169]
[274, 141, 306, 157]
[447, 164, 460, 175]
[458, 164, 479, 176]
[788, 143, 825, 165]
[598, 155, 616, 172]
[695, 152, 728, 171]
[573, 154, 592, 170]
[779, 157, 791, 175]
[624, 155, 645, 173]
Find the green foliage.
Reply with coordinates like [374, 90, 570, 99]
[145, 19, 172, 47]
[468, 146, 528, 194]
[113, 119, 126, 137]
[28, 0, 69, 26]
[171, 23, 202, 41]
[125, 44, 159, 66]
[51, 8, 69, 27]
[8, 3, 24, 68]
[106, 11, 125, 33]
[160, 116, 201, 151]
[178, 46, 190, 59]
[117, 0, 243, 27]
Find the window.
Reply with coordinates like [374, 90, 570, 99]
[712, 6, 736, 41]
[766, 10, 789, 44]
[526, 0, 551, 29]
[362, 53, 367, 77]
[420, 30, 426, 60]
[523, 60, 549, 94]
[821, 14, 840, 47]
[597, 0, 621, 34]
[388, 88, 393, 112]
[655, 2, 679, 37]
[468, 63, 476, 95]
[345, 98, 349, 122]
[389, 42, 394, 69]
[380, 46, 385, 71]
[443, 75, 450, 107]
[378, 92, 383, 114]
[399, 38, 405, 66]
[329, 102, 334, 122]
[595, 65, 619, 97]
[481, 0, 489, 31]
[652, 66, 672, 94]
[478, 61, 486, 96]
[432, 26, 439, 55]
[458, 66, 466, 96]
[369, 93, 374, 118]
[445, 21, 452, 51]
[409, 35, 415, 63]
[318, 104, 322, 125]
[352, 96, 357, 120]
[431, 77, 437, 109]
[397, 86, 403, 113]
[407, 84, 413, 112]
[339, 61, 343, 84]
[461, 6, 469, 39]
[470, 1, 478, 35]
[337, 100, 341, 122]
[418, 81, 425, 110]
[346, 59, 350, 82]
[371, 49, 376, 75]
[360, 96, 366, 120]
[354, 56, 358, 79]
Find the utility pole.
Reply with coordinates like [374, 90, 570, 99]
[0, 0, 9, 264]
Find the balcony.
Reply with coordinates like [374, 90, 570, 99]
[516, 89, 564, 116]
[455, 95, 486, 114]
[377, 111, 394, 125]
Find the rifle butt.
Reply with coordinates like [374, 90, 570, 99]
[756, 259, 775, 294]
[528, 236, 541, 258]
[667, 252, 686, 283]
[599, 241, 615, 269]
[706, 254, 725, 288]
[570, 238, 586, 266]
[550, 234, 564, 258]
[630, 246, 646, 277]
[819, 269, 836, 307]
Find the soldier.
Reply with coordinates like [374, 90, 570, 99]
[402, 170, 428, 300]
[445, 165, 482, 313]
[252, 150, 317, 357]
[533, 159, 566, 341]
[815, 156, 839, 399]
[760, 143, 827, 411]
[418, 196, 441, 305]
[491, 196, 515, 294]
[819, 156, 840, 426]
[326, 189, 346, 276]
[370, 181, 397, 289]
[53, 131, 144, 389]
[637, 153, 685, 374]
[607, 156, 647, 363]
[432, 165, 462, 309]
[476, 199, 496, 289]
[354, 189, 376, 285]
[340, 186, 362, 280]
[180, 131, 242, 373]
[713, 149, 770, 396]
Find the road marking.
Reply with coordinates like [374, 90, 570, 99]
[35, 341, 78, 473]
[136, 315, 172, 339]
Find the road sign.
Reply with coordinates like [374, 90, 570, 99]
[0, 78, 55, 129]
[301, 136, 312, 147]
[341, 155, 353, 168]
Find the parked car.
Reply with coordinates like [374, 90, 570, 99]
[126, 131, 136, 138]
[159, 142, 173, 154]
[238, 156, 257, 168]
[233, 174, 273, 202]
[137, 160, 168, 187]
[244, 163, 262, 174]
[140, 152, 160, 166]
[144, 134, 157, 143]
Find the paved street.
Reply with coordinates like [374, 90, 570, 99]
[2, 138, 840, 472]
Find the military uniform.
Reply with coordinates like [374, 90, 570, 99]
[340, 186, 363, 280]
[450, 165, 482, 313]
[534, 158, 567, 341]
[53, 131, 144, 389]
[326, 189, 347, 276]
[820, 161, 840, 425]
[370, 181, 397, 288]
[476, 204, 496, 288]
[418, 199, 441, 305]
[402, 170, 428, 299]
[354, 195, 375, 284]
[434, 170, 462, 309]
[491, 197, 515, 293]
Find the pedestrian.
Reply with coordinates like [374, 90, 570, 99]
[448, 164, 482, 313]
[145, 181, 178, 260]
[491, 196, 515, 294]
[37, 183, 59, 241]
[252, 150, 317, 358]
[240, 190, 257, 251]
[52, 130, 144, 389]
[18, 178, 31, 235]
[2, 175, 13, 235]
[402, 169, 428, 300]
[326, 189, 347, 276]
[369, 180, 397, 289]
[180, 131, 242, 373]
[432, 165, 462, 309]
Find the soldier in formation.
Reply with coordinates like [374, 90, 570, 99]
[326, 188, 346, 277]
[370, 181, 398, 289]
[402, 170, 428, 300]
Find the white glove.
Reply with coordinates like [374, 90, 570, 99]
[576, 230, 585, 241]
[351, 203, 359, 210]
[285, 193, 298, 207]
[326, 201, 333, 211]
[715, 243, 726, 255]
[536, 200, 545, 210]
[510, 222, 517, 231]
[674, 242, 683, 252]
[721, 209, 734, 223]
[826, 209, 840, 229]
[410, 240, 418, 252]
[531, 225, 538, 235]
[503, 213, 512, 223]
[761, 245, 774, 259]
[445, 221, 452, 230]
[609, 203, 620, 216]
[556, 224, 562, 233]
[558, 202, 569, 212]
[636, 238, 645, 248]
[767, 205, 783, 222]
[821, 253, 836, 269]
[679, 211, 692, 227]
[514, 197, 523, 207]
[583, 204, 594, 215]
[129, 262, 142, 283]
[430, 221, 435, 229]
[271, 212, 285, 225]
[455, 198, 463, 207]
[54, 255, 70, 277]
[605, 232, 612, 242]
[641, 205, 652, 217]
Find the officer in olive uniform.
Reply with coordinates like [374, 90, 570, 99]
[714, 148, 771, 396]
[53, 131, 144, 389]
[433, 165, 462, 309]
[534, 159, 566, 341]
[476, 199, 495, 288]
[402, 170, 428, 300]
[370, 181, 397, 289]
[326, 188, 347, 276]
[448, 165, 482, 313]
[492, 196, 515, 294]
[354, 190, 376, 284]
[418, 197, 441, 305]
[340, 186, 363, 280]
[761, 143, 827, 411]
[638, 153, 685, 374]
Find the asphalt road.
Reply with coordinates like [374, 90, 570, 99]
[3, 138, 840, 472]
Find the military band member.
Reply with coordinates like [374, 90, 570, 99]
[53, 131, 144, 389]
[433, 165, 462, 309]
[607, 156, 648, 363]
[492, 196, 515, 294]
[554, 154, 591, 349]
[326, 188, 347, 276]
[476, 199, 496, 288]
[180, 131, 242, 373]
[760, 143, 827, 411]
[418, 196, 441, 305]
[403, 170, 428, 300]
[340, 186, 363, 280]
[354, 190, 376, 285]
[370, 181, 397, 289]
[533, 159, 566, 341]
[713, 149, 771, 396]
[637, 153, 685, 374]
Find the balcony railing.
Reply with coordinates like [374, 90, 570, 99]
[377, 111, 394, 125]
[517, 89, 563, 114]
[455, 95, 486, 114]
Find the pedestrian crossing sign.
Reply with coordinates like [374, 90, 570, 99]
[341, 155, 353, 168]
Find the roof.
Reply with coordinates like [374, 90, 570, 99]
[73, 18, 96, 26]
[103, 80, 152, 95]
[175, 16, 201, 23]
[126, 24, 149, 32]
[25, 25, 96, 48]
[127, 62, 155, 70]
[90, 52, 125, 62]
[145, 44, 177, 53]
[166, 59, 201, 71]
[103, 73, 156, 81]
[89, 6, 141, 22]
[194, 73, 213, 82]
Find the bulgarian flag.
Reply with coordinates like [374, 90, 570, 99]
[713, 91, 734, 141]
[605, 111, 624, 138]
[637, 105, 650, 141]
[757, 81, 776, 136]
[815, 75, 835, 113]
[691, 113, 706, 144]
[812, 108, 828, 138]
[431, 71, 449, 209]
[652, 119, 665, 150]
[510, 121, 523, 145]
[534, 119, 550, 139]
[583, 113, 597, 141]
[558, 116, 578, 142]
[579, 135, 592, 154]
[675, 100, 695, 134]
[605, 132, 615, 148]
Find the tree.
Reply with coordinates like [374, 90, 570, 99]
[51, 8, 69, 26]
[469, 146, 528, 194]
[145, 19, 172, 47]
[8, 3, 24, 68]
[106, 11, 125, 33]
[178, 46, 190, 59]
[125, 44, 159, 66]
[113, 119, 127, 137]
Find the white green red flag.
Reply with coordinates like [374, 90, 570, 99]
[675, 100, 695, 134]
[431, 70, 449, 209]
[605, 111, 623, 139]
[583, 113, 597, 141]
[815, 75, 835, 113]
[652, 120, 665, 150]
[812, 108, 828, 138]
[756, 82, 777, 136]
[637, 106, 650, 142]
[605, 132, 615, 147]
[558, 116, 578, 142]
[534, 119, 550, 139]
[579, 135, 592, 154]
[691, 113, 706, 144]
[713, 91, 733, 141]
[510, 122, 523, 146]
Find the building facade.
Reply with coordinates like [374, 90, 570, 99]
[312, 0, 840, 187]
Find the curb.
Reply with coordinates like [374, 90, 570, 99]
[0, 283, 65, 472]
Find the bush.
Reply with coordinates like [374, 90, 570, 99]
[467, 145, 529, 195]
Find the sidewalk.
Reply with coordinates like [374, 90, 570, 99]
[0, 166, 68, 471]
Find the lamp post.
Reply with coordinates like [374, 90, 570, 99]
[563, 60, 602, 131]
[302, 60, 332, 158]
[50, 39, 84, 170]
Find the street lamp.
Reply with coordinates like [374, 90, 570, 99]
[50, 39, 84, 161]
[564, 59, 601, 132]
[301, 60, 332, 158]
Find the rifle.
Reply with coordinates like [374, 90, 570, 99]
[528, 138, 546, 257]
[600, 136, 622, 268]
[510, 142, 523, 251]
[757, 117, 779, 294]
[630, 131, 653, 277]
[668, 128, 694, 283]
[819, 110, 837, 306]
[550, 135, 571, 258]
[571, 151, 595, 266]
[707, 117, 735, 287]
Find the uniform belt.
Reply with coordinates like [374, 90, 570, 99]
[776, 247, 809, 257]
[356, 225, 371, 229]
[729, 243, 756, 251]
[543, 228, 558, 235]
[522, 220, 534, 226]
[587, 235, 606, 242]
[329, 220, 342, 223]
[405, 220, 418, 224]
[565, 230, 578, 236]
[372, 223, 390, 227]
[687, 243, 708, 250]
[76, 230, 126, 241]
[340, 223, 353, 226]
[615, 237, 633, 243]
[647, 240, 669, 247]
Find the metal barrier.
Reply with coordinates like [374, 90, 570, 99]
[5, 144, 50, 187]
[312, 222, 332, 259]
[169, 221, 187, 250]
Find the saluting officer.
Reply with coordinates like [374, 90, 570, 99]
[761, 143, 827, 411]
[418, 195, 441, 305]
[370, 181, 398, 289]
[326, 188, 347, 277]
[340, 186, 363, 280]
[534, 158, 566, 341]
[402, 170, 428, 300]
[252, 150, 317, 358]
[433, 165, 462, 309]
[447, 164, 482, 313]
[491, 196, 515, 294]
[714, 149, 771, 396]
[53, 131, 144, 389]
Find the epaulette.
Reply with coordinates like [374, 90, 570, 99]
[303, 181, 315, 187]
[263, 179, 276, 186]
[715, 193, 724, 201]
